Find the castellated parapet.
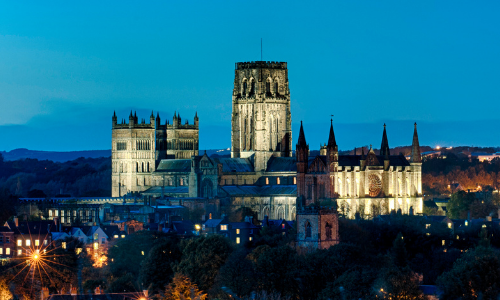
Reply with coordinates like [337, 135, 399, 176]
[231, 61, 292, 172]
[111, 111, 199, 197]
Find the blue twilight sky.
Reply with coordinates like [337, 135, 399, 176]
[0, 1, 499, 152]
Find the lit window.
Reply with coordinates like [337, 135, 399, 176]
[141, 251, 144, 256]
[61, 217, 65, 223]
[26, 240, 31, 246]
[114, 235, 118, 238]
[43, 249, 46, 253]
[93, 242, 98, 250]
[448, 223, 452, 229]
[220, 225, 228, 231]
[266, 178, 269, 185]
[76, 248, 82, 255]
[35, 240, 39, 246]
[282, 224, 285, 229]
[426, 233, 430, 236]
[86, 248, 91, 253]
[442, 240, 445, 246]
[236, 237, 240, 244]
[0, 248, 2, 254]
[44, 240, 48, 246]
[17, 249, 22, 256]
[465, 221, 468, 226]
[180, 178, 184, 186]
[425, 224, 430, 229]
[94, 233, 98, 240]
[6, 248, 10, 255]
[121, 235, 125, 238]
[482, 224, 487, 228]
[62, 242, 66, 249]
[277, 178, 280, 185]
[293, 177, 296, 184]
[17, 240, 22, 246]
[249, 237, 252, 241]
[49, 210, 52, 217]
[55, 210, 59, 217]
[236, 229, 240, 234]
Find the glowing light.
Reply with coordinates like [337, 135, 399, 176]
[436, 146, 441, 150]
[195, 224, 201, 230]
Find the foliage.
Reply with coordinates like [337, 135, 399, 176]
[163, 273, 207, 300]
[216, 248, 255, 297]
[447, 191, 477, 219]
[437, 246, 500, 300]
[0, 276, 13, 300]
[0, 156, 111, 197]
[0, 189, 17, 224]
[175, 235, 233, 291]
[139, 235, 182, 293]
[228, 207, 258, 223]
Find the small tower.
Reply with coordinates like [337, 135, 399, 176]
[194, 112, 199, 128]
[112, 111, 117, 128]
[296, 206, 339, 251]
[381, 124, 390, 170]
[150, 110, 155, 127]
[129, 110, 135, 128]
[173, 112, 178, 129]
[156, 112, 161, 128]
[296, 121, 309, 207]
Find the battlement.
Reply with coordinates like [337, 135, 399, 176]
[236, 61, 287, 70]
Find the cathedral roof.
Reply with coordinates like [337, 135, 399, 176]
[211, 157, 254, 172]
[221, 185, 297, 196]
[141, 186, 189, 195]
[156, 159, 191, 172]
[266, 157, 297, 172]
[307, 155, 411, 167]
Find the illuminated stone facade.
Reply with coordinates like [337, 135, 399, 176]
[231, 61, 293, 171]
[111, 111, 199, 197]
[296, 122, 423, 218]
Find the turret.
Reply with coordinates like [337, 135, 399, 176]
[112, 111, 117, 127]
[194, 112, 199, 128]
[326, 119, 338, 172]
[129, 110, 135, 128]
[381, 124, 390, 170]
[156, 112, 161, 128]
[380, 123, 390, 157]
[296, 121, 309, 173]
[177, 113, 181, 125]
[173, 112, 178, 129]
[410, 123, 422, 163]
[150, 110, 155, 127]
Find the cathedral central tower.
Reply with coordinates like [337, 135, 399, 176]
[231, 61, 292, 171]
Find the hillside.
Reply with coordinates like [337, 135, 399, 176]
[1, 148, 111, 162]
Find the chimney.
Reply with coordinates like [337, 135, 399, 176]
[41, 287, 49, 300]
[71, 287, 77, 296]
[14, 216, 18, 227]
[94, 286, 101, 295]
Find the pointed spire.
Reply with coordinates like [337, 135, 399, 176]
[113, 111, 116, 118]
[157, 112, 160, 118]
[410, 122, 422, 163]
[380, 123, 390, 157]
[297, 121, 307, 147]
[134, 111, 137, 118]
[327, 119, 337, 147]
[195, 111, 198, 119]
[129, 110, 133, 118]
[151, 110, 154, 118]
[173, 111, 177, 119]
[361, 147, 365, 159]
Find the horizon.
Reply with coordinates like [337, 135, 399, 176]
[1, 1, 499, 151]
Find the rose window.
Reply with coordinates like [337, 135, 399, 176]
[368, 174, 382, 197]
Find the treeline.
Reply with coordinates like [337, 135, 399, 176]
[10, 215, 494, 299]
[0, 153, 111, 198]
[422, 154, 500, 196]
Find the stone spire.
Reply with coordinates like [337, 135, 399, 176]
[327, 119, 336, 148]
[380, 123, 390, 157]
[297, 121, 307, 147]
[410, 122, 422, 163]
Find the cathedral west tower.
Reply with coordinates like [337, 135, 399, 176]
[231, 61, 292, 171]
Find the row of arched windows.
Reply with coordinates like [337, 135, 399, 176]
[304, 221, 333, 239]
[241, 78, 280, 97]
[136, 161, 150, 173]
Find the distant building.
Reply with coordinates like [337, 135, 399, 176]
[296, 206, 339, 250]
[470, 152, 500, 162]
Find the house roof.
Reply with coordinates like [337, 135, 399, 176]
[172, 221, 194, 235]
[211, 157, 254, 172]
[7, 220, 57, 235]
[156, 159, 191, 172]
[204, 219, 223, 228]
[141, 186, 189, 195]
[221, 185, 297, 196]
[228, 222, 258, 229]
[266, 157, 296, 172]
[0, 226, 13, 233]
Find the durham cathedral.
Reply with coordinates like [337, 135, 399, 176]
[111, 60, 423, 222]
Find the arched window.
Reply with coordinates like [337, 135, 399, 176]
[242, 80, 247, 96]
[266, 79, 271, 96]
[250, 80, 255, 96]
[147, 162, 150, 172]
[325, 222, 332, 240]
[274, 82, 279, 96]
[305, 221, 312, 238]
[202, 179, 213, 198]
